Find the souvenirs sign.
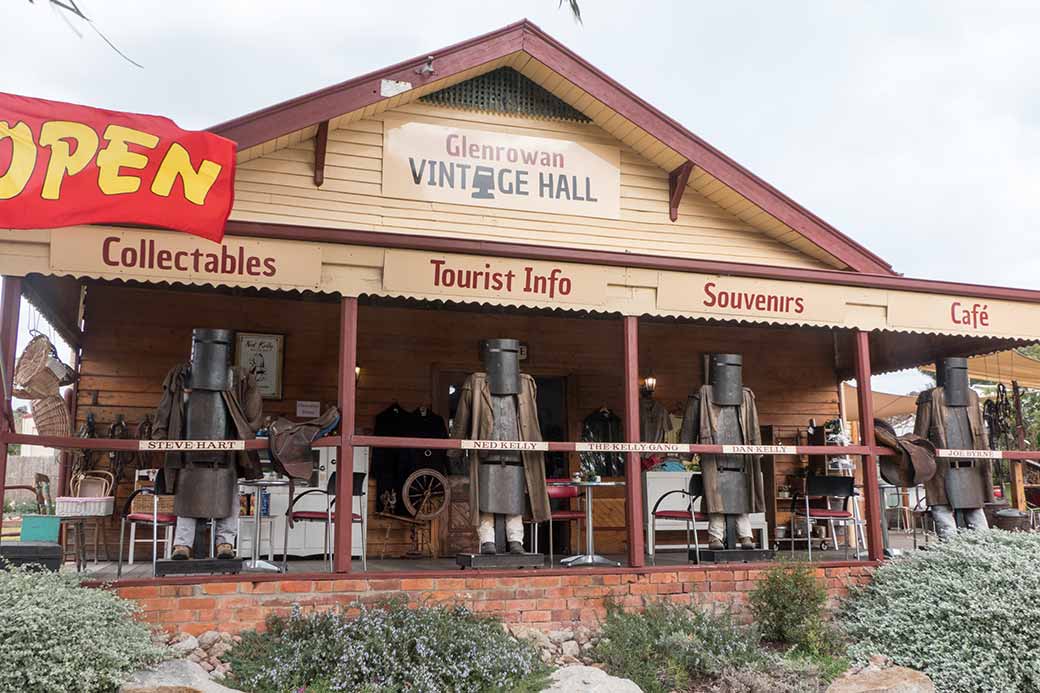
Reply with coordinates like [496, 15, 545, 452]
[0, 93, 235, 242]
[382, 116, 620, 219]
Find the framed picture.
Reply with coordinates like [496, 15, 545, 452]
[235, 332, 284, 399]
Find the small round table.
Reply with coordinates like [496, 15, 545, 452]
[548, 479, 625, 568]
[238, 478, 289, 573]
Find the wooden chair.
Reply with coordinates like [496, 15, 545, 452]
[117, 488, 176, 578]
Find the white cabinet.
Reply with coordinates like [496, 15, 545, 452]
[642, 470, 768, 550]
[238, 447, 368, 558]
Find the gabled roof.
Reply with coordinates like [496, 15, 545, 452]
[211, 19, 895, 275]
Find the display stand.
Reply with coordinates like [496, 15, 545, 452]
[154, 558, 244, 577]
[456, 514, 543, 569]
[694, 548, 775, 564]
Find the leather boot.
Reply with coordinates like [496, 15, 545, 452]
[508, 541, 525, 555]
[739, 536, 755, 550]
[216, 543, 235, 559]
[171, 545, 191, 560]
[708, 538, 724, 551]
[480, 542, 497, 555]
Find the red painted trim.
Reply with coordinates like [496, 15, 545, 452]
[223, 220, 1040, 306]
[334, 297, 358, 573]
[209, 21, 892, 274]
[0, 276, 21, 516]
[211, 22, 527, 148]
[622, 316, 644, 566]
[96, 558, 881, 589]
[668, 161, 693, 223]
[0, 432, 342, 451]
[313, 121, 329, 187]
[853, 330, 885, 561]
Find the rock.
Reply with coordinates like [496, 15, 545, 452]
[561, 640, 581, 658]
[199, 661, 215, 673]
[580, 641, 594, 653]
[119, 659, 240, 693]
[209, 642, 232, 658]
[198, 630, 223, 649]
[191, 648, 207, 659]
[574, 625, 591, 644]
[827, 665, 935, 693]
[540, 665, 642, 693]
[548, 630, 572, 645]
[169, 634, 198, 655]
[513, 626, 553, 651]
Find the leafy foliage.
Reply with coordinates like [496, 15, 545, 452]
[0, 564, 166, 693]
[748, 563, 828, 646]
[594, 601, 770, 693]
[225, 599, 548, 693]
[842, 531, 1040, 692]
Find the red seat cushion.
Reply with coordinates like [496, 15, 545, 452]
[290, 510, 362, 522]
[547, 486, 580, 500]
[127, 512, 177, 523]
[794, 508, 852, 519]
[653, 510, 707, 521]
[550, 510, 585, 521]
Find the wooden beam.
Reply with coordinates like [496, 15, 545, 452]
[334, 296, 359, 573]
[622, 316, 645, 567]
[668, 161, 694, 222]
[314, 121, 329, 188]
[0, 276, 22, 518]
[853, 329, 885, 561]
[1010, 381, 1027, 511]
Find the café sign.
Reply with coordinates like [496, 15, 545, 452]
[382, 116, 620, 219]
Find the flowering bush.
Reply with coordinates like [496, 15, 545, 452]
[0, 565, 166, 692]
[225, 600, 548, 693]
[842, 530, 1040, 692]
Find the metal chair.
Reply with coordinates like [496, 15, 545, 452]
[792, 475, 856, 561]
[282, 471, 367, 572]
[118, 488, 176, 577]
[649, 474, 707, 565]
[532, 478, 584, 566]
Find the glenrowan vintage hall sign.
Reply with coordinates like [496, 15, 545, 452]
[382, 116, 621, 219]
[0, 93, 236, 242]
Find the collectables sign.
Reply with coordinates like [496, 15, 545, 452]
[382, 116, 620, 219]
[0, 93, 235, 242]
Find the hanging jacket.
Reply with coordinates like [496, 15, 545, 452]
[914, 387, 993, 506]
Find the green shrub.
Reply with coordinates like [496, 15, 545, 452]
[0, 564, 166, 693]
[225, 600, 548, 693]
[748, 563, 827, 645]
[842, 530, 1040, 693]
[594, 601, 768, 693]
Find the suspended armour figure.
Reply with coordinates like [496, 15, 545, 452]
[680, 354, 766, 550]
[914, 357, 993, 538]
[451, 339, 550, 555]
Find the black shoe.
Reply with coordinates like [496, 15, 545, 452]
[480, 542, 497, 555]
[508, 541, 525, 555]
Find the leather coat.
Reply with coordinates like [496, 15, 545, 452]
[914, 387, 993, 507]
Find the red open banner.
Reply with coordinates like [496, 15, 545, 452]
[0, 93, 235, 243]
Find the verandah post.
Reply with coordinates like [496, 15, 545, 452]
[623, 315, 645, 567]
[852, 329, 884, 561]
[334, 296, 359, 573]
[0, 276, 21, 519]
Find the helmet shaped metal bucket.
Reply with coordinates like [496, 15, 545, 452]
[190, 328, 234, 392]
[482, 338, 521, 395]
[709, 353, 743, 406]
[939, 357, 970, 407]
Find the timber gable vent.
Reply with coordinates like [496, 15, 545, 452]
[419, 67, 591, 122]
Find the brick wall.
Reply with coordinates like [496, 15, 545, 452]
[114, 563, 875, 636]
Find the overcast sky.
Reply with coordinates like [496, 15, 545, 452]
[5, 0, 1036, 393]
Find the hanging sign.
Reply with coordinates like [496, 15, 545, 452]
[383, 249, 608, 307]
[382, 116, 620, 219]
[461, 440, 550, 451]
[657, 272, 847, 324]
[934, 449, 1002, 459]
[49, 227, 322, 290]
[0, 93, 235, 242]
[140, 440, 246, 451]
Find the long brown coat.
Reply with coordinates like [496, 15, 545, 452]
[450, 373, 551, 525]
[680, 385, 766, 514]
[913, 387, 993, 506]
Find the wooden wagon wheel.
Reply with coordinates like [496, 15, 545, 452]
[402, 468, 451, 521]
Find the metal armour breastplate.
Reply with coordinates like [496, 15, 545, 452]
[714, 406, 750, 514]
[943, 406, 985, 509]
[478, 394, 526, 514]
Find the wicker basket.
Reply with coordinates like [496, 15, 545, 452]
[130, 480, 176, 515]
[13, 334, 69, 399]
[30, 395, 70, 437]
[55, 496, 114, 517]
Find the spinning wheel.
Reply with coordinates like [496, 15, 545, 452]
[402, 469, 451, 520]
